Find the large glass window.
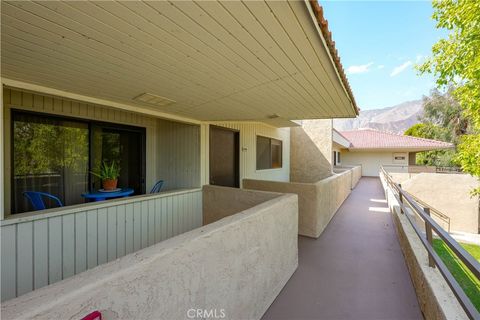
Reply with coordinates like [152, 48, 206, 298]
[12, 111, 146, 214]
[13, 113, 89, 213]
[256, 136, 282, 170]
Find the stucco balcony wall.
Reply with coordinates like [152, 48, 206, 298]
[1, 186, 299, 320]
[202, 185, 281, 225]
[334, 165, 362, 189]
[244, 166, 360, 238]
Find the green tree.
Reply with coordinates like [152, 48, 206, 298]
[404, 88, 467, 167]
[404, 123, 444, 141]
[421, 87, 469, 144]
[404, 123, 457, 167]
[419, 0, 480, 195]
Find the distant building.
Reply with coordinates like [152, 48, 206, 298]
[333, 128, 453, 176]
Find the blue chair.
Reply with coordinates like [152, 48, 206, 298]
[150, 180, 164, 194]
[23, 191, 63, 211]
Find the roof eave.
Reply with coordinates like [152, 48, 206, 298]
[346, 146, 454, 152]
[306, 0, 359, 116]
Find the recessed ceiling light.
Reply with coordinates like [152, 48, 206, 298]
[133, 93, 176, 107]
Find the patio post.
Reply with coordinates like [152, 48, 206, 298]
[424, 207, 435, 268]
[0, 84, 4, 220]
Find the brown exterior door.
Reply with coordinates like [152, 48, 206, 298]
[209, 126, 239, 188]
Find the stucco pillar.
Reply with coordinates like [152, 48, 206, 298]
[200, 123, 209, 186]
[1, 83, 4, 219]
[408, 152, 416, 165]
[290, 119, 333, 183]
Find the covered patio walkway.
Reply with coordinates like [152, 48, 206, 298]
[262, 177, 422, 320]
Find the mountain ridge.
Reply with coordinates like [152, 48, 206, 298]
[334, 100, 423, 134]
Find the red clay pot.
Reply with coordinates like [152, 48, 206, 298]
[102, 179, 118, 191]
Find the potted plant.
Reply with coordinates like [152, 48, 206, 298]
[91, 161, 121, 191]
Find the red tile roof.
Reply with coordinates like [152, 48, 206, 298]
[340, 129, 454, 150]
[308, 0, 359, 115]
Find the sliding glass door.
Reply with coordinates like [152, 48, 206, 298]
[12, 111, 146, 214]
[91, 125, 145, 195]
[12, 113, 89, 213]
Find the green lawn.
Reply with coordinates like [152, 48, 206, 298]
[432, 239, 480, 312]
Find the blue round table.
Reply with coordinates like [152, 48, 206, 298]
[81, 188, 134, 202]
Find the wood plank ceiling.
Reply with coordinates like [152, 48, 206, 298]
[1, 0, 358, 123]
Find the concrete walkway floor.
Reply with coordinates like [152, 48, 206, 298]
[262, 177, 422, 320]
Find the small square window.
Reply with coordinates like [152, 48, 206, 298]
[256, 136, 282, 170]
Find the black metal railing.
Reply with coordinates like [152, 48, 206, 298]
[380, 167, 480, 319]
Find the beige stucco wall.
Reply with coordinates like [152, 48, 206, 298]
[203, 185, 281, 225]
[290, 119, 333, 183]
[380, 173, 468, 320]
[341, 150, 409, 177]
[313, 170, 353, 236]
[243, 179, 317, 237]
[401, 173, 480, 234]
[351, 166, 362, 187]
[244, 167, 359, 238]
[334, 165, 362, 189]
[1, 191, 299, 320]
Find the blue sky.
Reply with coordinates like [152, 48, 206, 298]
[321, 1, 447, 110]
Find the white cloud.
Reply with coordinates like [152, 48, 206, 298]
[346, 62, 374, 75]
[377, 65, 385, 69]
[390, 61, 412, 77]
[415, 54, 424, 63]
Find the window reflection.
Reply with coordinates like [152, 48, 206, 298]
[13, 113, 89, 213]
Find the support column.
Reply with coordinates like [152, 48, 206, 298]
[200, 123, 209, 186]
[408, 152, 417, 165]
[0, 82, 4, 220]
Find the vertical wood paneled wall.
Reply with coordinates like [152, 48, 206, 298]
[0, 189, 202, 301]
[157, 119, 201, 191]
